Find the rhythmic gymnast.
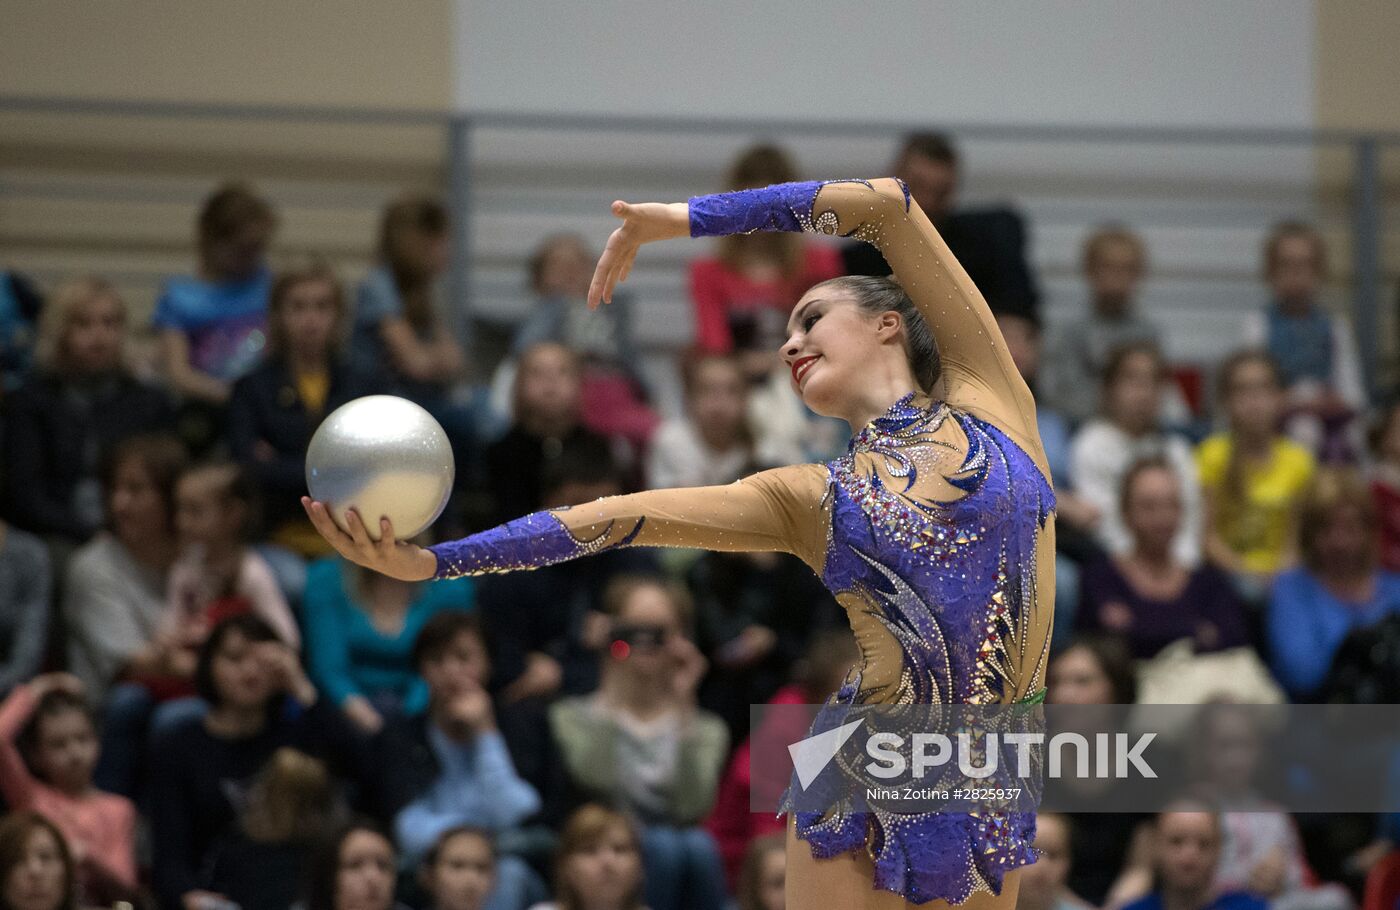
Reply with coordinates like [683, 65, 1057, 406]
[304, 176, 1056, 909]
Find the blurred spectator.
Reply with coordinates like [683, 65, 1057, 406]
[1367, 404, 1400, 572]
[1042, 226, 1161, 426]
[375, 612, 544, 910]
[167, 463, 299, 656]
[229, 263, 378, 560]
[304, 557, 475, 735]
[1015, 814, 1091, 910]
[0, 674, 137, 903]
[1077, 457, 1249, 659]
[647, 353, 752, 490]
[304, 820, 407, 910]
[706, 629, 857, 891]
[548, 576, 728, 910]
[1119, 808, 1268, 910]
[1198, 352, 1315, 597]
[687, 545, 839, 747]
[1267, 470, 1400, 702]
[64, 435, 186, 700]
[1047, 636, 1149, 907]
[689, 145, 842, 354]
[509, 233, 657, 453]
[479, 441, 656, 706]
[841, 132, 1040, 319]
[998, 311, 1103, 643]
[0, 270, 42, 394]
[204, 747, 344, 910]
[1070, 342, 1202, 567]
[736, 833, 784, 910]
[155, 182, 276, 408]
[419, 827, 498, 910]
[1185, 702, 1353, 910]
[148, 615, 366, 910]
[485, 344, 615, 527]
[527, 804, 648, 910]
[0, 522, 49, 697]
[1242, 222, 1366, 463]
[0, 812, 77, 910]
[3, 277, 174, 544]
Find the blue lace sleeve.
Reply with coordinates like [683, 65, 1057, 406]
[428, 510, 643, 579]
[688, 181, 829, 237]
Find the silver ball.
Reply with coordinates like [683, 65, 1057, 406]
[305, 395, 455, 541]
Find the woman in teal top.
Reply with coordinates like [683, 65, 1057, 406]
[302, 557, 474, 733]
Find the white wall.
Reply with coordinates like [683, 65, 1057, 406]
[454, 0, 1313, 128]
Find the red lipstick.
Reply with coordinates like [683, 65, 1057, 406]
[791, 355, 819, 385]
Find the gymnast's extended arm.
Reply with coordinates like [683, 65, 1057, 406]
[302, 463, 829, 582]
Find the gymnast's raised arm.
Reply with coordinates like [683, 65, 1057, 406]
[301, 462, 829, 582]
[590, 178, 1042, 461]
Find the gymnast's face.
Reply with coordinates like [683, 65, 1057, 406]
[783, 291, 900, 420]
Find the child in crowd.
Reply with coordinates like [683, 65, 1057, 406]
[1070, 342, 1202, 567]
[736, 834, 784, 910]
[165, 462, 300, 675]
[1043, 225, 1163, 426]
[376, 611, 544, 910]
[1197, 351, 1315, 598]
[1015, 814, 1091, 910]
[420, 827, 499, 910]
[528, 804, 650, 910]
[155, 182, 277, 407]
[0, 674, 137, 904]
[204, 747, 345, 910]
[1368, 403, 1400, 572]
[304, 821, 408, 910]
[647, 353, 752, 490]
[548, 577, 728, 910]
[0, 812, 78, 910]
[1242, 222, 1366, 462]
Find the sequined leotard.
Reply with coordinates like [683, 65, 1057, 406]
[430, 178, 1056, 905]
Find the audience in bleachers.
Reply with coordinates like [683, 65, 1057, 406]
[1070, 341, 1203, 567]
[1242, 222, 1367, 464]
[1076, 457, 1249, 659]
[4, 277, 175, 545]
[1197, 351, 1315, 600]
[1266, 470, 1400, 702]
[1, 138, 1396, 910]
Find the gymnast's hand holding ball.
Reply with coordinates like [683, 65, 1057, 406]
[300, 395, 450, 582]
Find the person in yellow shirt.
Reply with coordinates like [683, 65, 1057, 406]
[1196, 351, 1315, 592]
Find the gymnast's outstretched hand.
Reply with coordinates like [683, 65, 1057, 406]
[301, 496, 437, 581]
[588, 200, 689, 308]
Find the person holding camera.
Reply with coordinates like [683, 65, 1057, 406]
[547, 575, 728, 910]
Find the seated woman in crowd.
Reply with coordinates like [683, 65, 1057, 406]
[229, 263, 379, 561]
[647, 353, 752, 491]
[0, 674, 138, 904]
[1120, 807, 1267, 910]
[1077, 457, 1249, 659]
[548, 577, 727, 910]
[0, 812, 78, 910]
[506, 233, 657, 453]
[419, 827, 499, 910]
[203, 747, 344, 910]
[1242, 222, 1366, 463]
[1197, 351, 1315, 598]
[148, 615, 367, 910]
[155, 182, 277, 411]
[1071, 341, 1202, 567]
[303, 555, 475, 734]
[528, 804, 650, 910]
[304, 821, 408, 910]
[1267, 470, 1400, 702]
[1015, 813, 1091, 910]
[0, 521, 49, 698]
[3, 277, 174, 545]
